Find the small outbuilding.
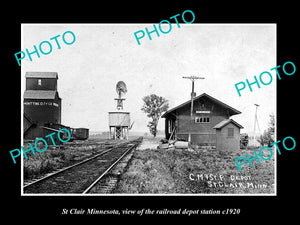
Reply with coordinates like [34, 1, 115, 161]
[213, 119, 243, 151]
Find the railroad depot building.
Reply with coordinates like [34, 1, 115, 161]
[23, 72, 61, 140]
[161, 93, 243, 151]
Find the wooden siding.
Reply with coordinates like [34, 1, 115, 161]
[176, 96, 229, 135]
[108, 112, 130, 127]
[216, 123, 240, 151]
[163, 94, 242, 146]
[26, 78, 57, 91]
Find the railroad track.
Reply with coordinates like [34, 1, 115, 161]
[23, 137, 142, 194]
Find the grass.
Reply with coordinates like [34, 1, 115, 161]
[114, 144, 275, 194]
[23, 139, 116, 181]
[23, 136, 275, 194]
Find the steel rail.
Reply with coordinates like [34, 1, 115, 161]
[82, 143, 137, 194]
[23, 142, 129, 190]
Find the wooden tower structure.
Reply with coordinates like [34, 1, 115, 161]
[108, 81, 130, 140]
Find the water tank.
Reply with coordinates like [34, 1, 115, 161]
[108, 112, 130, 127]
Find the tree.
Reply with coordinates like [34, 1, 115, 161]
[257, 113, 275, 147]
[268, 112, 275, 137]
[141, 94, 169, 137]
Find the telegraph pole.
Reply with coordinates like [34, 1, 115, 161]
[182, 75, 205, 142]
[254, 104, 261, 134]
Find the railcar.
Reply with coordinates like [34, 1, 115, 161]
[72, 128, 89, 140]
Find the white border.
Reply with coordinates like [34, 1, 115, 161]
[20, 23, 277, 196]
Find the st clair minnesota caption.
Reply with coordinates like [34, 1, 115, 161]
[61, 208, 240, 215]
[62, 208, 121, 215]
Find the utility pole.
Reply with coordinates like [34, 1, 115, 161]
[182, 75, 205, 142]
[254, 104, 261, 134]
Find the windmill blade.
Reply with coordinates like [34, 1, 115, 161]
[116, 81, 127, 96]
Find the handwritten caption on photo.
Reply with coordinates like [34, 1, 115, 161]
[186, 173, 270, 190]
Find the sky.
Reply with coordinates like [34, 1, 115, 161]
[21, 24, 276, 135]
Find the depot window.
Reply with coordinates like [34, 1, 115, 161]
[195, 116, 210, 123]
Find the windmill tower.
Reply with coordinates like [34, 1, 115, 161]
[108, 81, 131, 140]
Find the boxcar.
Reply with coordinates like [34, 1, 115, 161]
[72, 128, 89, 140]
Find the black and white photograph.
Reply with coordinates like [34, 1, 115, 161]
[4, 5, 298, 221]
[21, 24, 276, 195]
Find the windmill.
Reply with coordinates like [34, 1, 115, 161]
[108, 81, 131, 140]
[115, 81, 127, 110]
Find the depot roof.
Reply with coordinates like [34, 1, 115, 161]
[161, 93, 241, 118]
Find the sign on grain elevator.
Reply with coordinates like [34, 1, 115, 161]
[108, 81, 131, 140]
